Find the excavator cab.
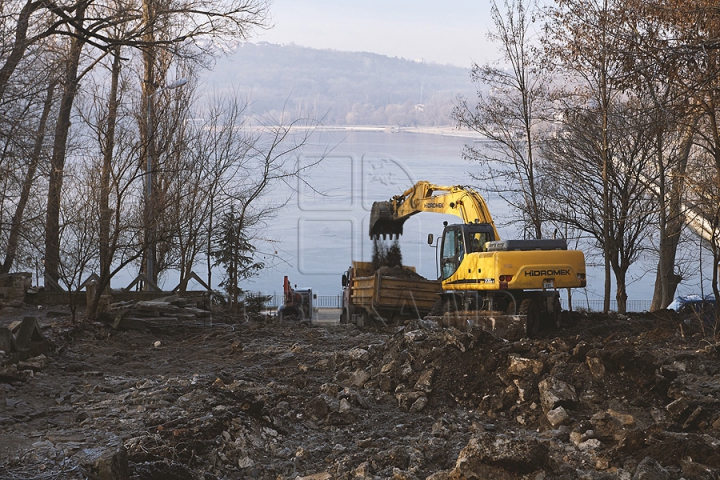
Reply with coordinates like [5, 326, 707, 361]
[439, 223, 495, 280]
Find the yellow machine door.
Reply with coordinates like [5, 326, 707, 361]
[440, 224, 495, 280]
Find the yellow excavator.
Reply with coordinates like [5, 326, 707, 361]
[369, 181, 586, 337]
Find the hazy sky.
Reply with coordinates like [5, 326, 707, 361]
[256, 0, 497, 67]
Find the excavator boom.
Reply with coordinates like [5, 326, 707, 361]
[369, 181, 500, 240]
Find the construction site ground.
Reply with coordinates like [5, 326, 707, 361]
[1, 303, 720, 479]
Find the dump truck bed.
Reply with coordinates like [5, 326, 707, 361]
[350, 262, 441, 322]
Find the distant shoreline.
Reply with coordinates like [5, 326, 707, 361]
[245, 123, 489, 140]
[315, 125, 487, 139]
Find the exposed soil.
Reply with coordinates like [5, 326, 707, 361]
[375, 266, 429, 281]
[1, 304, 720, 479]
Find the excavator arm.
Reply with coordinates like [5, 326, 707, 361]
[369, 181, 500, 240]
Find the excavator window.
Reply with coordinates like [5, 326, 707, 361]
[441, 228, 464, 279]
[440, 225, 495, 279]
[469, 232, 491, 252]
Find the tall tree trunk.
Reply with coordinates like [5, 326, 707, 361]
[44, 3, 87, 286]
[1, 80, 56, 274]
[651, 119, 695, 310]
[0, 0, 39, 102]
[89, 48, 121, 320]
[599, 0, 612, 314]
[613, 262, 628, 313]
[141, 0, 158, 288]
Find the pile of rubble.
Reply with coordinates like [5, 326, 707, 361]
[0, 306, 719, 479]
[99, 295, 212, 329]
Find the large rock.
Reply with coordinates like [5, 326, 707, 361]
[507, 355, 545, 377]
[414, 368, 434, 393]
[538, 376, 578, 412]
[0, 272, 31, 306]
[347, 369, 370, 388]
[547, 406, 571, 427]
[347, 347, 370, 363]
[449, 432, 549, 477]
[632, 456, 671, 480]
[73, 441, 129, 480]
[586, 357, 606, 378]
[591, 409, 637, 443]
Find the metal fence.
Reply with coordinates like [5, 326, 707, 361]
[263, 294, 342, 309]
[562, 298, 652, 312]
[263, 294, 652, 312]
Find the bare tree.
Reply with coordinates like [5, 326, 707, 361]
[205, 110, 323, 306]
[612, 0, 712, 309]
[454, 0, 550, 238]
[56, 160, 100, 322]
[684, 156, 720, 337]
[44, 1, 88, 288]
[163, 89, 253, 292]
[540, 97, 656, 313]
[79, 46, 151, 319]
[544, 0, 632, 311]
[1, 80, 57, 274]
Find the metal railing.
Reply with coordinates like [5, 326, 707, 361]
[562, 298, 652, 312]
[263, 294, 342, 309]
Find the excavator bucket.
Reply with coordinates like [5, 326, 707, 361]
[369, 201, 407, 239]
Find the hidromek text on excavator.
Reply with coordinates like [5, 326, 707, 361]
[341, 180, 587, 339]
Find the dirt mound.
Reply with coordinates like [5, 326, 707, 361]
[375, 265, 429, 280]
[1, 306, 720, 479]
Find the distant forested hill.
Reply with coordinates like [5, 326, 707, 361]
[205, 42, 477, 126]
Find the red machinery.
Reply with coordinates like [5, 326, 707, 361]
[278, 276, 314, 320]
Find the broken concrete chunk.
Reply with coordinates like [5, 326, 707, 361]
[17, 354, 47, 372]
[338, 398, 352, 413]
[347, 369, 370, 389]
[547, 406, 570, 427]
[396, 391, 425, 410]
[73, 442, 129, 480]
[666, 398, 690, 418]
[586, 354, 606, 378]
[347, 347, 370, 363]
[577, 438, 602, 451]
[409, 396, 428, 412]
[380, 360, 398, 374]
[414, 368, 434, 393]
[399, 362, 414, 379]
[591, 410, 637, 441]
[403, 330, 427, 342]
[507, 355, 545, 377]
[538, 377, 577, 412]
[633, 456, 671, 480]
[607, 409, 636, 427]
[452, 432, 549, 476]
